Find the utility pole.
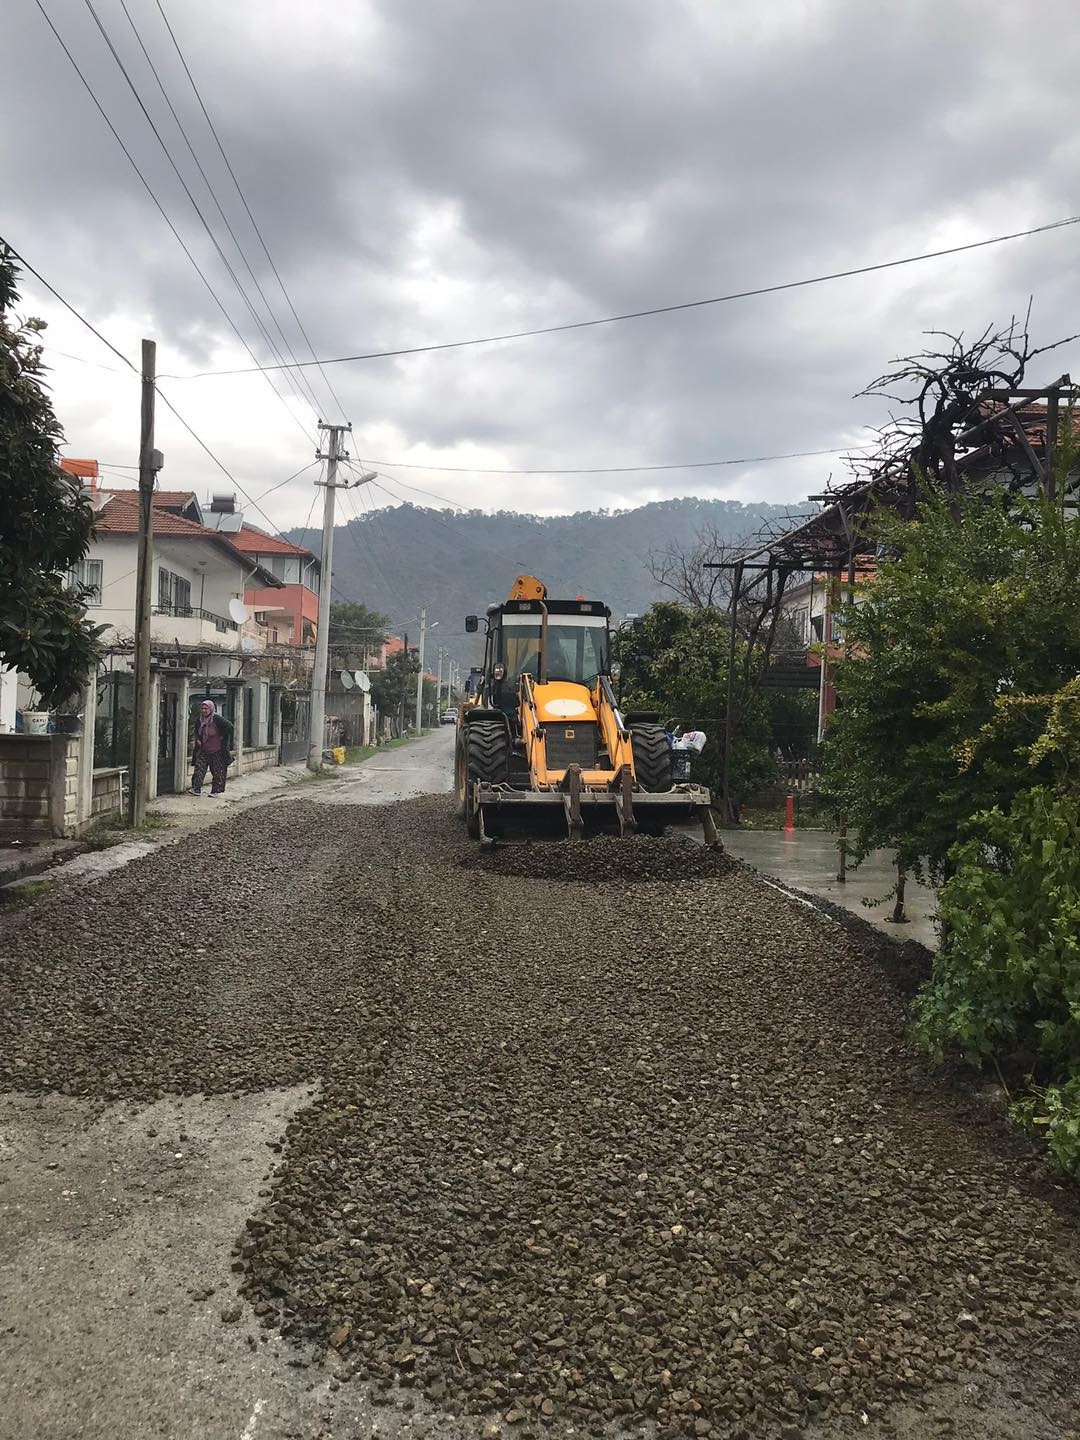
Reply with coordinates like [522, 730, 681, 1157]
[413, 608, 427, 734]
[435, 646, 446, 712]
[307, 427, 373, 771]
[129, 339, 161, 825]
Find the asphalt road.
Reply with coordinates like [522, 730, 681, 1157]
[0, 730, 456, 1440]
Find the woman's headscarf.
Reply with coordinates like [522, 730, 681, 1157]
[198, 699, 216, 742]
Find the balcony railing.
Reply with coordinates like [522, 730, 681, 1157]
[152, 604, 236, 633]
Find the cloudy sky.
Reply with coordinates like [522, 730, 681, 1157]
[5, 0, 1079, 529]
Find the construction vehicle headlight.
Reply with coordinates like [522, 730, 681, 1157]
[493, 663, 506, 680]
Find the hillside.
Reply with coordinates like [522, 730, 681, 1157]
[285, 496, 795, 668]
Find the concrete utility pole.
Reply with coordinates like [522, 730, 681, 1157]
[129, 339, 162, 825]
[307, 427, 374, 771]
[435, 647, 446, 711]
[413, 613, 440, 733]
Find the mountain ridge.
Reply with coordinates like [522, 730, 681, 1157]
[284, 495, 796, 667]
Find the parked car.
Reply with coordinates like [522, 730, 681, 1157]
[441, 708, 457, 725]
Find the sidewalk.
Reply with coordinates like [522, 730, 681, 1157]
[1, 761, 314, 892]
[150, 758, 311, 820]
[722, 827, 938, 950]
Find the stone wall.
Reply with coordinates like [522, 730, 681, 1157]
[0, 734, 82, 840]
[238, 744, 279, 777]
[91, 767, 126, 818]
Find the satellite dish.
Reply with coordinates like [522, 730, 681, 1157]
[228, 598, 250, 624]
[356, 670, 371, 692]
[340, 670, 354, 689]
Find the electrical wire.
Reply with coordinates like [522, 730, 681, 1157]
[153, 0, 350, 425]
[250, 459, 322, 505]
[358, 444, 874, 477]
[6, 236, 312, 547]
[163, 215, 1080, 378]
[79, 0, 319, 432]
[114, 0, 328, 421]
[34, 0, 315, 445]
[339, 481, 411, 616]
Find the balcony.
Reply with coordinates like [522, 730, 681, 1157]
[151, 604, 240, 650]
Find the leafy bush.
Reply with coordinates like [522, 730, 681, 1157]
[824, 494, 1080, 879]
[619, 601, 775, 807]
[914, 785, 1080, 1174]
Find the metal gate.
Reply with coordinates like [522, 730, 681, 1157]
[157, 689, 178, 794]
[278, 691, 310, 764]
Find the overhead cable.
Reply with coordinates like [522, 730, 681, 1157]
[79, 0, 319, 432]
[153, 0, 350, 425]
[163, 215, 1080, 378]
[34, 0, 314, 444]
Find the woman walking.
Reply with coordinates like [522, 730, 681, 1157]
[191, 699, 233, 797]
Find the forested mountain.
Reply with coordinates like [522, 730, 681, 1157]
[284, 495, 795, 668]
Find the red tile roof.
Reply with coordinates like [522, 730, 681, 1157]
[93, 499, 277, 590]
[94, 496, 215, 537]
[60, 458, 99, 478]
[230, 525, 316, 560]
[99, 485, 198, 510]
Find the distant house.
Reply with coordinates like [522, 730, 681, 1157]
[230, 525, 321, 647]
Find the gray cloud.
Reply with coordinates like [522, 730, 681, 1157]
[4, 0, 1079, 527]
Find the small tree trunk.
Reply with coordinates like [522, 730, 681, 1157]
[891, 859, 908, 923]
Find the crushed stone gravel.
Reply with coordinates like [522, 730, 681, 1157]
[2, 797, 1078, 1440]
[459, 832, 736, 883]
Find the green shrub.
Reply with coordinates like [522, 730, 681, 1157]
[914, 786, 1080, 1173]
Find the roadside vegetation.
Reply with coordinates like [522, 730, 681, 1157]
[817, 319, 1080, 1173]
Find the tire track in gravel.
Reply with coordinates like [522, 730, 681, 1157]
[2, 798, 1078, 1440]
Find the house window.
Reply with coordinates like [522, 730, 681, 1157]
[158, 568, 173, 608]
[174, 576, 191, 613]
[70, 558, 103, 605]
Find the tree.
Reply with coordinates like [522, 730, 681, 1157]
[369, 649, 418, 734]
[619, 601, 775, 811]
[823, 493, 1080, 878]
[0, 248, 102, 705]
[328, 601, 389, 667]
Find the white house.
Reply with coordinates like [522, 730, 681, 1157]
[83, 491, 288, 795]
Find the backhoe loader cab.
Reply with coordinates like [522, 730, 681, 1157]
[456, 578, 718, 844]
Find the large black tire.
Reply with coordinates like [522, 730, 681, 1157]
[631, 723, 673, 794]
[462, 722, 510, 838]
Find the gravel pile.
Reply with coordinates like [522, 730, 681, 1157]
[461, 832, 736, 882]
[3, 797, 1079, 1439]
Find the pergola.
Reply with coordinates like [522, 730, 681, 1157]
[707, 373, 1079, 815]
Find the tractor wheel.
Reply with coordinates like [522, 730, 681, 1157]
[631, 723, 673, 794]
[463, 722, 509, 838]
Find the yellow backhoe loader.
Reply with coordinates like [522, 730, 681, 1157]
[454, 577, 719, 844]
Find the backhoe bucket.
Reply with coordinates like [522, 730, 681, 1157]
[475, 780, 719, 846]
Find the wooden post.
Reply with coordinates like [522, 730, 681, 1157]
[721, 560, 744, 823]
[1045, 390, 1060, 503]
[129, 339, 156, 825]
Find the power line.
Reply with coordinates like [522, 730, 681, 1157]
[34, 0, 315, 445]
[5, 237, 307, 544]
[163, 214, 1080, 379]
[357, 444, 870, 477]
[153, 0, 350, 424]
[113, 0, 328, 421]
[250, 459, 322, 505]
[79, 0, 319, 433]
[4, 239, 136, 374]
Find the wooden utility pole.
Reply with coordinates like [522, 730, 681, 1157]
[129, 339, 157, 825]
